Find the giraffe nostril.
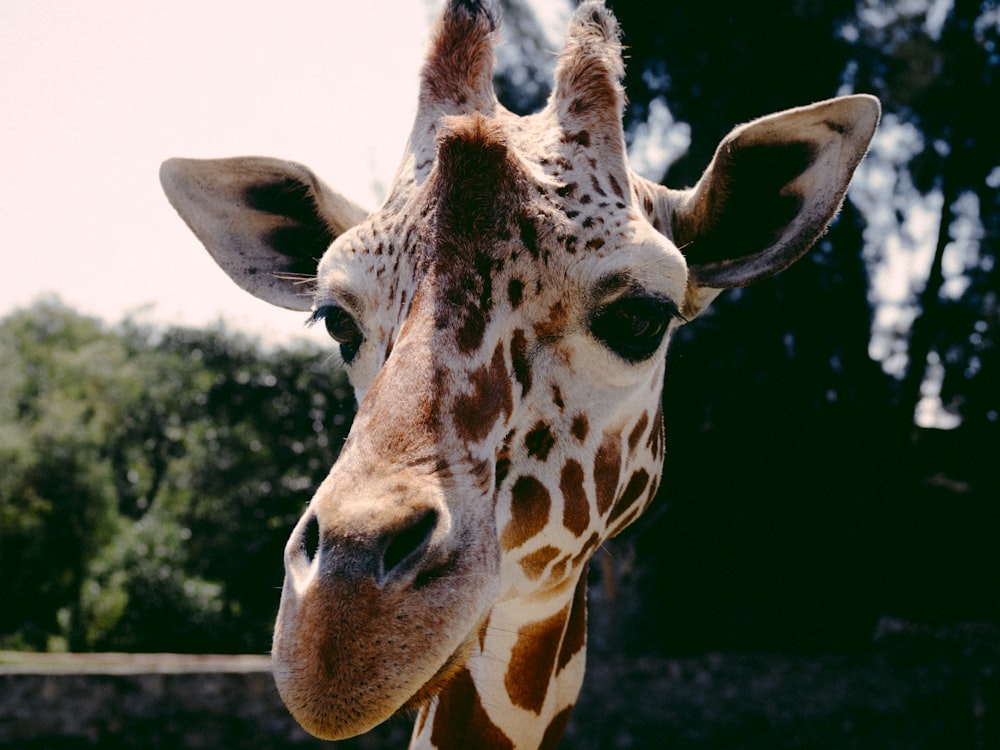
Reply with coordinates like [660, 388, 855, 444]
[380, 509, 438, 583]
[301, 512, 321, 564]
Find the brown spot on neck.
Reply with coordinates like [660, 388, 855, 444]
[519, 545, 561, 581]
[501, 475, 552, 550]
[646, 402, 664, 460]
[431, 668, 514, 750]
[540, 706, 575, 750]
[555, 573, 587, 675]
[571, 531, 601, 570]
[559, 459, 590, 536]
[627, 412, 649, 455]
[607, 468, 650, 526]
[593, 431, 622, 516]
[504, 603, 570, 714]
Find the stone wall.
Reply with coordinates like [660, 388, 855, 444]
[2, 622, 997, 749]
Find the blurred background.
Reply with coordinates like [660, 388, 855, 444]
[2, 0, 997, 747]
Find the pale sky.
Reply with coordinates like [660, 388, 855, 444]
[2, 2, 947, 419]
[1, 1, 440, 343]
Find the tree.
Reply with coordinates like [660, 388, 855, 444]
[0, 301, 121, 649]
[0, 300, 355, 652]
[846, 0, 998, 432]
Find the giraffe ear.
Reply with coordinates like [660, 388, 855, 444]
[671, 95, 879, 310]
[160, 156, 369, 311]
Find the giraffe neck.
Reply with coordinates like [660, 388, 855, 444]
[409, 572, 589, 750]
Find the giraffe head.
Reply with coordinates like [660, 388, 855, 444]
[161, 1, 878, 746]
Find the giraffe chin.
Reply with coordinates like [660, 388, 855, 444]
[272, 610, 483, 741]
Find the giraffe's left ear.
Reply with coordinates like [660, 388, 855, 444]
[670, 94, 879, 315]
[160, 156, 369, 311]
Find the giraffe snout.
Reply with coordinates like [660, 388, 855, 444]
[272, 480, 499, 741]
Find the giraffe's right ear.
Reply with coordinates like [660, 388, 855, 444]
[668, 94, 879, 316]
[160, 157, 369, 311]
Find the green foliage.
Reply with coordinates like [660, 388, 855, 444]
[74, 511, 224, 652]
[0, 299, 353, 653]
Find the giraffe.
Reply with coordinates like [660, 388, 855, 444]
[159, 2, 879, 748]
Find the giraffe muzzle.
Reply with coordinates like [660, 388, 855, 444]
[271, 468, 500, 740]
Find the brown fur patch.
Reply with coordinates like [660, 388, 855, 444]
[607, 468, 650, 526]
[608, 172, 624, 200]
[423, 3, 497, 111]
[453, 342, 512, 443]
[517, 210, 539, 257]
[510, 328, 532, 396]
[508, 277, 524, 309]
[525, 421, 556, 462]
[570, 413, 589, 442]
[646, 402, 664, 460]
[627, 413, 649, 455]
[559, 459, 590, 536]
[593, 432, 621, 515]
[548, 554, 570, 584]
[479, 613, 491, 652]
[431, 668, 514, 750]
[556, 574, 587, 675]
[533, 300, 568, 341]
[609, 507, 640, 537]
[556, 181, 577, 198]
[571, 531, 601, 570]
[495, 430, 514, 489]
[434, 116, 517, 248]
[519, 545, 561, 580]
[608, 469, 649, 525]
[455, 303, 488, 354]
[501, 475, 552, 550]
[644, 475, 659, 513]
[540, 706, 575, 750]
[562, 129, 591, 147]
[469, 458, 492, 492]
[504, 604, 570, 714]
[551, 384, 565, 410]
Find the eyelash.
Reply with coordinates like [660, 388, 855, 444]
[308, 305, 364, 364]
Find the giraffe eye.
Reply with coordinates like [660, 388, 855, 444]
[590, 296, 677, 362]
[310, 305, 363, 363]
